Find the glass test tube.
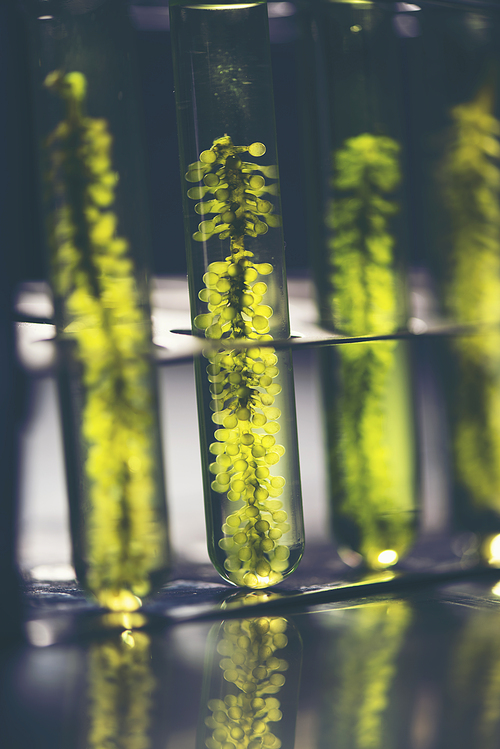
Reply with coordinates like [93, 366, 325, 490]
[297, 0, 418, 569]
[297, 0, 411, 334]
[170, 0, 304, 588]
[423, 329, 500, 567]
[26, 0, 170, 610]
[404, 1, 500, 564]
[407, 0, 500, 327]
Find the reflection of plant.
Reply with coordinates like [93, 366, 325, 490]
[319, 602, 411, 749]
[204, 616, 289, 749]
[45, 71, 167, 609]
[450, 609, 500, 749]
[187, 136, 291, 588]
[324, 134, 414, 567]
[439, 89, 500, 513]
[88, 630, 155, 749]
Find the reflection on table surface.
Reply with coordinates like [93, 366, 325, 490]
[3, 578, 500, 749]
[11, 278, 500, 749]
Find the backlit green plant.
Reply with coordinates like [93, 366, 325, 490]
[203, 616, 289, 749]
[439, 87, 500, 514]
[326, 133, 400, 337]
[324, 134, 414, 568]
[440, 87, 500, 329]
[45, 70, 167, 610]
[187, 135, 290, 588]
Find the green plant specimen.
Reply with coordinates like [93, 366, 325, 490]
[203, 616, 289, 749]
[326, 133, 401, 337]
[187, 135, 292, 588]
[319, 602, 411, 749]
[324, 134, 414, 568]
[45, 71, 167, 610]
[440, 87, 500, 328]
[439, 87, 500, 517]
[88, 630, 155, 749]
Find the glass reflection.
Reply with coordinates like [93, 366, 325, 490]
[31, 1, 170, 609]
[448, 606, 500, 749]
[318, 601, 412, 749]
[415, 0, 500, 327]
[198, 598, 301, 749]
[87, 629, 155, 749]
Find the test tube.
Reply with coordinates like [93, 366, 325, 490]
[170, 0, 304, 588]
[26, 0, 170, 610]
[297, 0, 419, 569]
[405, 0, 500, 564]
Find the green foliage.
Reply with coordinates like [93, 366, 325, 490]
[186, 134, 280, 246]
[45, 71, 167, 608]
[439, 88, 500, 514]
[324, 134, 414, 568]
[440, 87, 500, 328]
[325, 133, 401, 337]
[187, 135, 290, 588]
[204, 616, 289, 749]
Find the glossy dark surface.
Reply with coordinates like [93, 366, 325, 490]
[2, 560, 500, 749]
